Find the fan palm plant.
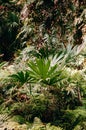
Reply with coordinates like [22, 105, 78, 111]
[28, 58, 66, 86]
[10, 71, 33, 85]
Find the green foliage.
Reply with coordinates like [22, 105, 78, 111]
[13, 115, 26, 124]
[19, 0, 86, 52]
[0, 2, 20, 60]
[0, 47, 85, 129]
[74, 122, 86, 130]
[10, 94, 49, 120]
[28, 58, 65, 86]
[0, 0, 86, 129]
[60, 108, 86, 130]
[10, 71, 33, 85]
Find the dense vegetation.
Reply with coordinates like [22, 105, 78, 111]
[0, 0, 86, 130]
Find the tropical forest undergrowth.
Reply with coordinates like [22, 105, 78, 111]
[0, 0, 86, 130]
